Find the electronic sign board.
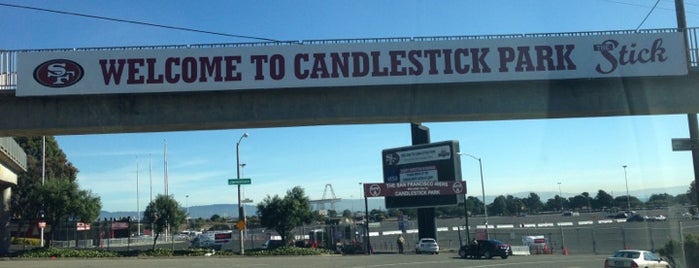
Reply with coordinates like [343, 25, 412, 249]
[381, 140, 462, 208]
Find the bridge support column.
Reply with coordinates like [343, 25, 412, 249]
[0, 185, 10, 255]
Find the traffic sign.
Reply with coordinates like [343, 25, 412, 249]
[236, 220, 246, 230]
[228, 178, 252, 185]
[672, 138, 699, 151]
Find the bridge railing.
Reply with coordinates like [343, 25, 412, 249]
[0, 137, 27, 172]
[1, 28, 698, 92]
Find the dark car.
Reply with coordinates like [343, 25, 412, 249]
[626, 214, 645, 222]
[262, 239, 284, 250]
[459, 239, 512, 259]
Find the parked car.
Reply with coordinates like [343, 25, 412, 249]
[458, 239, 512, 259]
[603, 249, 671, 268]
[608, 213, 628, 219]
[415, 238, 439, 254]
[262, 239, 284, 250]
[651, 215, 667, 221]
[626, 214, 645, 222]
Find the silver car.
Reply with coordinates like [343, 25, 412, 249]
[415, 238, 439, 254]
[603, 249, 671, 268]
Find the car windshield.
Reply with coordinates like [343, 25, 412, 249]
[3, 1, 699, 262]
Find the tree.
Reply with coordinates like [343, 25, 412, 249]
[523, 193, 543, 213]
[10, 136, 80, 230]
[256, 186, 313, 245]
[32, 177, 101, 242]
[688, 181, 697, 207]
[435, 205, 465, 218]
[594, 190, 615, 209]
[489, 195, 509, 216]
[466, 196, 484, 216]
[614, 196, 643, 210]
[327, 209, 338, 218]
[142, 194, 187, 250]
[504, 195, 524, 216]
[341, 209, 353, 218]
[210, 214, 223, 222]
[646, 193, 675, 208]
[568, 194, 590, 210]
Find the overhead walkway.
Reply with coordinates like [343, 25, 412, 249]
[1, 27, 697, 91]
[0, 28, 697, 136]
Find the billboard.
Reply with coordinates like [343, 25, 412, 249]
[382, 140, 462, 208]
[17, 31, 688, 96]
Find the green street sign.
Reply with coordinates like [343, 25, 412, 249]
[228, 178, 252, 185]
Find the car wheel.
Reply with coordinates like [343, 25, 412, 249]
[458, 248, 466, 258]
[484, 251, 492, 259]
[501, 254, 508, 259]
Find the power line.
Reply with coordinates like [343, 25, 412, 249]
[0, 2, 281, 43]
[601, 0, 698, 15]
[636, 0, 661, 31]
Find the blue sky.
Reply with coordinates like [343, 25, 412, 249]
[2, 0, 699, 212]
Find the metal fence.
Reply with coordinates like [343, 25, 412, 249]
[1, 28, 697, 92]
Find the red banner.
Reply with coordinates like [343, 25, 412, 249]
[364, 181, 466, 198]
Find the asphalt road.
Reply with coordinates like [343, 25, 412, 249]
[0, 253, 608, 268]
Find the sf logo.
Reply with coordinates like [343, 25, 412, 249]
[34, 59, 84, 88]
[47, 63, 76, 85]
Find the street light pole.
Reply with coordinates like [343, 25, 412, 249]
[185, 195, 189, 229]
[623, 165, 631, 212]
[558, 182, 563, 211]
[236, 133, 249, 255]
[459, 153, 488, 240]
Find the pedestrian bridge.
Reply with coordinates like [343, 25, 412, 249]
[0, 28, 697, 136]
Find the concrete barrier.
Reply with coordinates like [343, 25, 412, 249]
[511, 246, 531, 256]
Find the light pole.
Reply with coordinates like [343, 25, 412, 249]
[236, 133, 249, 255]
[459, 153, 488, 239]
[358, 182, 363, 215]
[623, 165, 631, 212]
[558, 182, 563, 211]
[185, 195, 190, 229]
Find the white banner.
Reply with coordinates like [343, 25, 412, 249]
[17, 32, 688, 96]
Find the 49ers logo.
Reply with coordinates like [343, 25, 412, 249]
[33, 59, 84, 88]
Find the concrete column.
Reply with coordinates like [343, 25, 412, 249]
[0, 185, 11, 255]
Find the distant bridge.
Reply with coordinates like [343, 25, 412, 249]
[310, 184, 341, 212]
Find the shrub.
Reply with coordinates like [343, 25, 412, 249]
[657, 234, 699, 267]
[685, 234, 699, 268]
[10, 237, 41, 246]
[245, 246, 335, 256]
[17, 248, 118, 258]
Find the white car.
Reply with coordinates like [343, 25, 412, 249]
[415, 238, 439, 254]
[603, 249, 671, 268]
